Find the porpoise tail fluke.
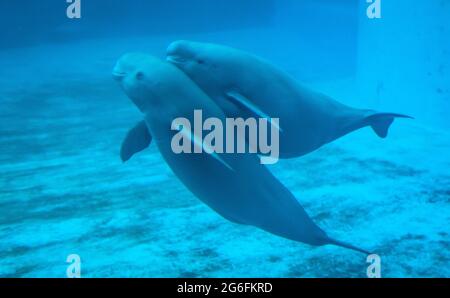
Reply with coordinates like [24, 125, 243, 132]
[326, 237, 372, 255]
[368, 113, 414, 138]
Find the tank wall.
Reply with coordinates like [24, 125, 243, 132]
[272, 0, 359, 82]
[356, 0, 450, 129]
[0, 0, 276, 49]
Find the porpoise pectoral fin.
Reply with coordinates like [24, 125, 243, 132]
[120, 120, 152, 162]
[226, 91, 283, 132]
[367, 113, 414, 138]
[178, 127, 235, 172]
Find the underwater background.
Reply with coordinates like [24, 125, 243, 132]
[0, 0, 449, 277]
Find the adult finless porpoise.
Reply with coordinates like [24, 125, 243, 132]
[113, 53, 369, 254]
[166, 40, 412, 158]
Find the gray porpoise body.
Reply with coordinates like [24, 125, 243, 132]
[113, 53, 369, 254]
[166, 40, 412, 158]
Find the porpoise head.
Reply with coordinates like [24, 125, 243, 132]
[166, 40, 203, 68]
[113, 53, 180, 114]
[166, 40, 232, 91]
[113, 53, 158, 113]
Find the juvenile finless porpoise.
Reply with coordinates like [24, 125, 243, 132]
[166, 40, 412, 158]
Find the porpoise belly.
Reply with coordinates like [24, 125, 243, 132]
[155, 139, 328, 246]
[252, 85, 371, 158]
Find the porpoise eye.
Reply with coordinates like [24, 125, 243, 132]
[136, 71, 144, 80]
[197, 59, 205, 65]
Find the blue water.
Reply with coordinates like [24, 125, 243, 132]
[0, 0, 449, 277]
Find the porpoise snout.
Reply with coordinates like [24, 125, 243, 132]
[166, 40, 184, 56]
[166, 54, 187, 65]
[112, 73, 125, 82]
[112, 65, 126, 82]
[166, 40, 193, 65]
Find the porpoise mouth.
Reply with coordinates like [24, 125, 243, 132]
[166, 55, 187, 65]
[112, 71, 126, 81]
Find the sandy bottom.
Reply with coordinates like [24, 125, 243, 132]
[0, 31, 449, 277]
